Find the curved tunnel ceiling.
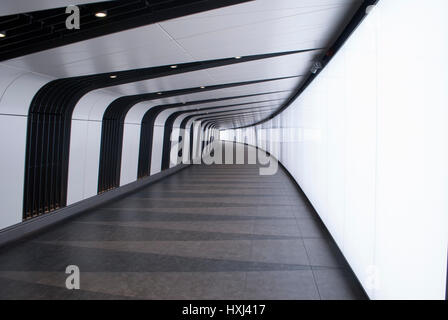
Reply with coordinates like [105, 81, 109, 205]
[0, 0, 364, 129]
[0, 0, 380, 225]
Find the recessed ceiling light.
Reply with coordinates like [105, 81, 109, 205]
[0, 31, 6, 38]
[157, 92, 163, 95]
[95, 11, 107, 18]
[235, 56, 242, 59]
[109, 75, 117, 79]
[170, 65, 177, 69]
[200, 86, 205, 89]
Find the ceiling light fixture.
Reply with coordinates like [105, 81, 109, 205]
[170, 65, 177, 69]
[0, 31, 6, 38]
[200, 86, 205, 89]
[109, 75, 117, 79]
[95, 11, 107, 18]
[235, 56, 241, 59]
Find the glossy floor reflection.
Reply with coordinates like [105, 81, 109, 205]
[0, 144, 366, 300]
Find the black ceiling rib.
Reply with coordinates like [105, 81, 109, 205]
[197, 107, 276, 123]
[22, 48, 311, 218]
[234, 0, 380, 130]
[203, 111, 273, 127]
[139, 90, 289, 179]
[160, 103, 280, 169]
[176, 95, 285, 162]
[98, 75, 301, 191]
[0, 0, 255, 61]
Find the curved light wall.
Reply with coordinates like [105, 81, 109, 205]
[222, 0, 448, 300]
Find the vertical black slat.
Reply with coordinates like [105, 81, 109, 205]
[23, 113, 36, 219]
[101, 120, 110, 192]
[43, 112, 54, 213]
[98, 99, 129, 193]
[49, 113, 59, 211]
[115, 119, 126, 186]
[97, 121, 105, 193]
[23, 114, 32, 218]
[43, 112, 52, 212]
[34, 113, 45, 217]
[138, 118, 152, 178]
[112, 120, 120, 189]
[45, 83, 61, 212]
[145, 119, 154, 176]
[107, 119, 115, 190]
[108, 120, 116, 190]
[59, 114, 71, 207]
[198, 124, 203, 159]
[101, 120, 109, 192]
[105, 119, 114, 192]
[31, 112, 42, 217]
[48, 94, 61, 211]
[137, 110, 159, 178]
[137, 121, 148, 178]
[27, 112, 37, 218]
[55, 114, 65, 209]
[161, 113, 179, 170]
[104, 120, 111, 191]
[35, 86, 51, 216]
[162, 127, 173, 170]
[37, 112, 48, 215]
[106, 120, 113, 191]
[97, 119, 108, 193]
[97, 121, 104, 193]
[254, 127, 258, 149]
[145, 122, 153, 177]
[189, 124, 194, 162]
[201, 126, 206, 156]
[178, 135, 183, 159]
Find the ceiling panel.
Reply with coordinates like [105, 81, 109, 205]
[4, 24, 194, 77]
[161, 0, 361, 60]
[160, 0, 358, 39]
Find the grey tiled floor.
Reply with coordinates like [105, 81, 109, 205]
[0, 144, 366, 300]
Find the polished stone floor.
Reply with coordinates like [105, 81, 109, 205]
[0, 144, 366, 299]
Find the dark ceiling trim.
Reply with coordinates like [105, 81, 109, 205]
[204, 111, 272, 127]
[233, 0, 380, 129]
[98, 75, 299, 190]
[140, 90, 290, 178]
[0, 0, 255, 61]
[160, 103, 279, 169]
[197, 108, 276, 123]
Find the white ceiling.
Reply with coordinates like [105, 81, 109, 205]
[1, 0, 362, 128]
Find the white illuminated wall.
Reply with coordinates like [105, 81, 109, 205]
[222, 0, 448, 300]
